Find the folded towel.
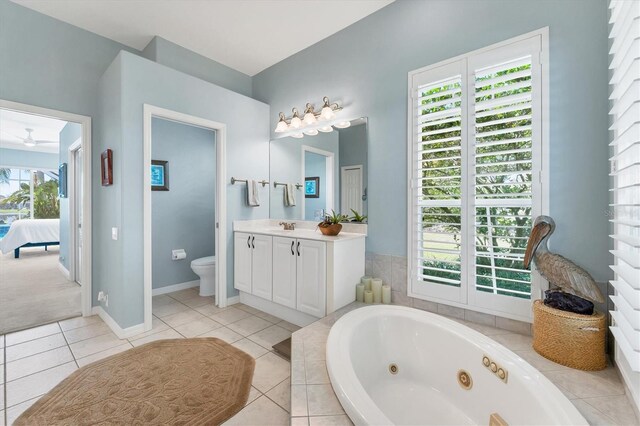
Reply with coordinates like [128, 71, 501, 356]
[247, 180, 260, 207]
[284, 183, 296, 207]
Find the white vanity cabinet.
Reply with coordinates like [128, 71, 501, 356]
[273, 237, 327, 317]
[233, 232, 272, 299]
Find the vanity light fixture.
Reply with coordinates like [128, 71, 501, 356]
[274, 96, 343, 138]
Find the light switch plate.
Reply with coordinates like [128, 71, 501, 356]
[111, 227, 118, 240]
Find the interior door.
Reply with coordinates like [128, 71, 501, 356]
[341, 165, 363, 216]
[296, 239, 326, 317]
[74, 147, 83, 284]
[272, 236, 297, 308]
[234, 232, 253, 293]
[251, 234, 273, 300]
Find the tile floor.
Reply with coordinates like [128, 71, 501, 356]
[0, 287, 298, 426]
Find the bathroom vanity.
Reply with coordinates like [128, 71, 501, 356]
[233, 220, 366, 326]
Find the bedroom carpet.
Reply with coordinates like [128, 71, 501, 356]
[0, 246, 81, 334]
[15, 338, 255, 425]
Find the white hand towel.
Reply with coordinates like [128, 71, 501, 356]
[285, 183, 296, 207]
[247, 180, 260, 207]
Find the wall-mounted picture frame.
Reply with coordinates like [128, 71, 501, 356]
[101, 149, 113, 186]
[305, 177, 320, 198]
[58, 163, 68, 198]
[151, 160, 169, 191]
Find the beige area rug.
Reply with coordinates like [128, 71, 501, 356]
[16, 338, 256, 425]
[0, 247, 81, 334]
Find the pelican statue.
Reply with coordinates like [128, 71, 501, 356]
[524, 215, 604, 304]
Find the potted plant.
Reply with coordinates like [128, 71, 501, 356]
[349, 209, 368, 223]
[318, 210, 348, 236]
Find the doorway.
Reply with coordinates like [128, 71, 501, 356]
[0, 99, 92, 333]
[301, 145, 334, 221]
[340, 165, 363, 216]
[143, 105, 227, 331]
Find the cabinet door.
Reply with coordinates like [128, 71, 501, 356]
[234, 232, 252, 293]
[272, 237, 297, 308]
[251, 234, 273, 300]
[296, 239, 327, 317]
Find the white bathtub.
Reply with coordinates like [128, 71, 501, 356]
[326, 305, 587, 426]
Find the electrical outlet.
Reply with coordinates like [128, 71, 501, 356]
[98, 291, 108, 307]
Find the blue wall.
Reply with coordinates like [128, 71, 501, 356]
[254, 0, 610, 282]
[58, 122, 82, 271]
[0, 148, 58, 170]
[152, 117, 216, 289]
[142, 37, 253, 98]
[98, 51, 269, 327]
[304, 152, 327, 220]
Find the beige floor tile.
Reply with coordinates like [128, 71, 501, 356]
[246, 387, 261, 406]
[173, 317, 222, 338]
[303, 339, 327, 362]
[306, 384, 345, 416]
[582, 395, 640, 425]
[210, 307, 252, 325]
[277, 320, 301, 332]
[233, 304, 262, 315]
[6, 346, 74, 381]
[152, 294, 174, 306]
[266, 378, 291, 412]
[227, 316, 272, 337]
[544, 368, 626, 399]
[5, 397, 38, 425]
[0, 383, 3, 411]
[129, 328, 183, 347]
[253, 311, 284, 324]
[292, 359, 306, 385]
[166, 287, 199, 301]
[58, 315, 103, 332]
[291, 417, 310, 426]
[63, 321, 112, 344]
[152, 299, 189, 317]
[161, 309, 206, 328]
[6, 333, 67, 362]
[252, 352, 291, 393]
[69, 332, 126, 359]
[198, 327, 243, 344]
[248, 325, 292, 350]
[513, 350, 573, 372]
[76, 342, 133, 367]
[194, 303, 229, 317]
[231, 338, 268, 359]
[5, 322, 61, 347]
[180, 295, 215, 309]
[6, 361, 77, 407]
[222, 395, 289, 426]
[491, 332, 533, 351]
[572, 399, 617, 426]
[305, 359, 330, 384]
[309, 415, 354, 426]
[0, 409, 4, 426]
[291, 385, 308, 417]
[127, 316, 170, 341]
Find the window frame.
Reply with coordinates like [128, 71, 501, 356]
[406, 28, 550, 322]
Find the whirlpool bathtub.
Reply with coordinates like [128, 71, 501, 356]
[326, 305, 587, 426]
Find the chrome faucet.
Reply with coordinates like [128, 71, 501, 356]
[279, 222, 296, 230]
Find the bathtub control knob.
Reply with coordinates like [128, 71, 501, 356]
[482, 356, 490, 367]
[490, 362, 498, 373]
[497, 368, 506, 380]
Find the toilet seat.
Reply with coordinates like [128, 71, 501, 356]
[191, 256, 216, 267]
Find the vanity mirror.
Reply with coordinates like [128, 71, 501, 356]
[269, 117, 368, 222]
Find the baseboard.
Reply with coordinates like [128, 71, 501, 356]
[227, 295, 240, 305]
[152, 280, 199, 296]
[91, 306, 145, 339]
[57, 262, 70, 280]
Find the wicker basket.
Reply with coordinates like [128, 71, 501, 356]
[532, 300, 606, 371]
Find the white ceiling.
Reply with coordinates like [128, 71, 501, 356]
[12, 0, 394, 76]
[0, 109, 66, 154]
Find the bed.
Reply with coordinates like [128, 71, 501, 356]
[0, 219, 60, 258]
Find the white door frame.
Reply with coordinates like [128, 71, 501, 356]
[340, 164, 363, 215]
[68, 137, 82, 283]
[301, 145, 334, 220]
[143, 104, 227, 331]
[0, 99, 93, 317]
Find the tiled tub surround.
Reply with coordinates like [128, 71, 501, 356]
[290, 303, 640, 426]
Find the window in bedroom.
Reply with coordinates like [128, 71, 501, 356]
[407, 30, 548, 321]
[0, 168, 59, 225]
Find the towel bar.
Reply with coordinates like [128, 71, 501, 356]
[273, 181, 302, 189]
[230, 177, 269, 187]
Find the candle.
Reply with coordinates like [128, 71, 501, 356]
[364, 290, 373, 304]
[356, 283, 365, 302]
[361, 276, 372, 291]
[372, 278, 383, 303]
[382, 284, 391, 304]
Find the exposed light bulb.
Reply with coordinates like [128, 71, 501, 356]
[292, 133, 304, 139]
[318, 126, 333, 133]
[303, 112, 317, 126]
[303, 128, 318, 136]
[275, 113, 289, 133]
[321, 106, 335, 121]
[290, 108, 303, 129]
[334, 121, 351, 129]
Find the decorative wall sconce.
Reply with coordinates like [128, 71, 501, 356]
[274, 96, 351, 138]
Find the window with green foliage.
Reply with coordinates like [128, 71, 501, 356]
[0, 168, 59, 223]
[408, 32, 546, 319]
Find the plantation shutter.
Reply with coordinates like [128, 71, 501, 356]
[467, 37, 543, 317]
[609, 0, 640, 385]
[410, 60, 468, 303]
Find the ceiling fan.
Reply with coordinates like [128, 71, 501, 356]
[0, 128, 58, 147]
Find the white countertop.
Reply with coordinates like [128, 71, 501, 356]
[233, 219, 367, 242]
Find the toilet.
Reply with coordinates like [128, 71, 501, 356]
[191, 256, 216, 297]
